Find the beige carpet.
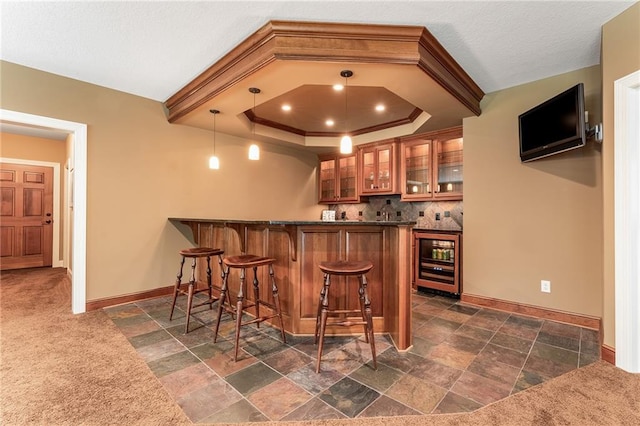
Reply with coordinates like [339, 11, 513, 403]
[1, 267, 639, 425]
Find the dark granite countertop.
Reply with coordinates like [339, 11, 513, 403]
[413, 227, 463, 233]
[170, 218, 416, 226]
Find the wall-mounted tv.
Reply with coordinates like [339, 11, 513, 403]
[519, 83, 586, 162]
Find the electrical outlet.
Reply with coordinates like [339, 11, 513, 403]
[541, 280, 551, 293]
[435, 213, 441, 220]
[444, 211, 451, 217]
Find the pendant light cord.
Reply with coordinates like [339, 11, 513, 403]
[213, 112, 217, 155]
[344, 74, 348, 133]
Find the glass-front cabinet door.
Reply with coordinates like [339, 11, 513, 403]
[318, 153, 358, 204]
[401, 126, 462, 201]
[435, 135, 463, 199]
[401, 139, 432, 200]
[338, 155, 357, 201]
[359, 141, 395, 195]
[319, 158, 336, 202]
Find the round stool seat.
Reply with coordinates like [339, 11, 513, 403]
[223, 254, 275, 269]
[319, 260, 373, 276]
[180, 247, 223, 257]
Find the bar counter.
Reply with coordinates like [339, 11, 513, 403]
[169, 218, 415, 350]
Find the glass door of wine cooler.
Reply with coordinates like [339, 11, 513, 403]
[414, 232, 461, 295]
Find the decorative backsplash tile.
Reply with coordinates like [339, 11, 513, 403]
[331, 195, 463, 231]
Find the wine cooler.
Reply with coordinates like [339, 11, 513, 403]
[414, 231, 462, 295]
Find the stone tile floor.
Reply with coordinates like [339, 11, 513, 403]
[105, 290, 600, 423]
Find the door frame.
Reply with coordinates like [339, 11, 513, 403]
[0, 109, 87, 314]
[614, 69, 640, 373]
[0, 158, 62, 268]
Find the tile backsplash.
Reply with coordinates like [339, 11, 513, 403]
[330, 195, 463, 231]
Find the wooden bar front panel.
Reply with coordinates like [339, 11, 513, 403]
[173, 219, 413, 350]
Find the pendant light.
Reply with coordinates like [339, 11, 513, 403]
[339, 70, 353, 154]
[248, 87, 260, 160]
[208, 109, 220, 169]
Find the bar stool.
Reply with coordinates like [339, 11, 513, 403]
[213, 254, 286, 361]
[315, 260, 376, 373]
[169, 247, 224, 334]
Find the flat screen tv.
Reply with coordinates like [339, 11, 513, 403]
[519, 83, 586, 162]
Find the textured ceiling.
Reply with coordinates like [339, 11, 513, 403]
[0, 1, 635, 144]
[1, 1, 633, 101]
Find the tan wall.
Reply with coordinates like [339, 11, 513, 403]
[463, 66, 603, 318]
[0, 132, 68, 263]
[0, 61, 323, 301]
[602, 2, 640, 348]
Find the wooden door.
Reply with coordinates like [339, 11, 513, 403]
[0, 163, 54, 270]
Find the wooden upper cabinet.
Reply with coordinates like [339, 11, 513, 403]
[401, 138, 433, 200]
[400, 126, 463, 201]
[318, 153, 359, 204]
[358, 141, 398, 196]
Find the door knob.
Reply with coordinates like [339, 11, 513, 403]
[44, 220, 52, 224]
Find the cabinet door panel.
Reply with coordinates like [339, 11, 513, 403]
[338, 156, 357, 200]
[345, 229, 384, 316]
[319, 159, 336, 202]
[402, 140, 432, 199]
[435, 136, 463, 198]
[299, 229, 342, 318]
[400, 126, 462, 201]
[362, 150, 376, 191]
[359, 142, 396, 195]
[318, 154, 358, 204]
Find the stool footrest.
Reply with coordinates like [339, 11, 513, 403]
[325, 309, 364, 316]
[241, 314, 280, 327]
[326, 320, 367, 328]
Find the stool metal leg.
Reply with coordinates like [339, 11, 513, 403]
[269, 264, 287, 343]
[169, 255, 186, 321]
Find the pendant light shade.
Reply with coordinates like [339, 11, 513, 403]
[209, 156, 220, 169]
[208, 109, 220, 170]
[248, 87, 260, 161]
[339, 70, 353, 154]
[248, 144, 260, 160]
[340, 135, 352, 154]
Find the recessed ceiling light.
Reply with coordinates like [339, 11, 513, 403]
[375, 104, 385, 112]
[281, 104, 291, 111]
[333, 84, 344, 91]
[325, 119, 335, 126]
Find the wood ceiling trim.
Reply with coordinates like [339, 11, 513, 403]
[400, 125, 463, 143]
[246, 107, 424, 137]
[416, 29, 484, 116]
[164, 20, 484, 123]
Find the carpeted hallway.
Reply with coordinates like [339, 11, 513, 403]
[1, 267, 639, 425]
